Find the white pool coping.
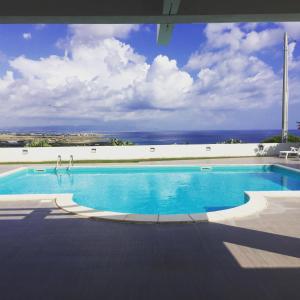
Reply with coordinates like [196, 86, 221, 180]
[0, 163, 300, 223]
[54, 191, 268, 223]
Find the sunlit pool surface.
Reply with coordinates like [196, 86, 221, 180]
[0, 165, 299, 214]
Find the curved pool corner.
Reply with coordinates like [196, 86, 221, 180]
[55, 191, 268, 223]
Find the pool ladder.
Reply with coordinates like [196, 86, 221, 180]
[55, 155, 74, 171]
[68, 155, 74, 170]
[56, 155, 62, 170]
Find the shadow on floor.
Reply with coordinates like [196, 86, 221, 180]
[0, 205, 299, 300]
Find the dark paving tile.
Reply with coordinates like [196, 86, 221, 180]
[0, 160, 300, 300]
[0, 199, 299, 300]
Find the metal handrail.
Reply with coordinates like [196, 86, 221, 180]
[56, 155, 62, 169]
[68, 155, 74, 170]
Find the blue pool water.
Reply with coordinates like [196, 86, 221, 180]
[0, 165, 300, 214]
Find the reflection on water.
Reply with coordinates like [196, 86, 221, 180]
[55, 173, 74, 187]
[281, 176, 288, 190]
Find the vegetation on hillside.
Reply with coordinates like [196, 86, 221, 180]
[261, 134, 300, 143]
[220, 138, 243, 144]
[109, 138, 135, 146]
[26, 139, 52, 147]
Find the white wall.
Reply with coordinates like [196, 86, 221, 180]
[0, 143, 296, 162]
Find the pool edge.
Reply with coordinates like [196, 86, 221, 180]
[1, 163, 300, 223]
[54, 191, 271, 223]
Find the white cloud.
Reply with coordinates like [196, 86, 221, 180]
[22, 33, 32, 40]
[279, 22, 300, 39]
[134, 55, 193, 109]
[185, 23, 286, 112]
[7, 38, 148, 119]
[35, 24, 46, 30]
[11, 39, 147, 88]
[69, 24, 140, 44]
[1, 22, 300, 129]
[242, 23, 259, 31]
[204, 23, 244, 51]
[192, 54, 280, 110]
[241, 28, 283, 52]
[5, 37, 194, 123]
[203, 23, 285, 53]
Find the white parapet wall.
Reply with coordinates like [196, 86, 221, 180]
[0, 143, 296, 162]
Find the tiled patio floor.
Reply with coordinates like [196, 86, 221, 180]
[0, 157, 299, 300]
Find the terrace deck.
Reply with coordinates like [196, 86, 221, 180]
[0, 157, 299, 300]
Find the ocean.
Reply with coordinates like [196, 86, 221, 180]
[103, 130, 300, 145]
[3, 127, 300, 145]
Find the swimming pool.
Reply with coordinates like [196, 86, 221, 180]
[0, 165, 300, 217]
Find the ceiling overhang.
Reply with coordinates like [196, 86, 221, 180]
[0, 0, 300, 24]
[1, 0, 300, 44]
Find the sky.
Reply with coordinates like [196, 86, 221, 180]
[0, 22, 299, 131]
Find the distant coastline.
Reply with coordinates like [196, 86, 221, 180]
[0, 132, 105, 147]
[0, 129, 299, 147]
[103, 130, 300, 145]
